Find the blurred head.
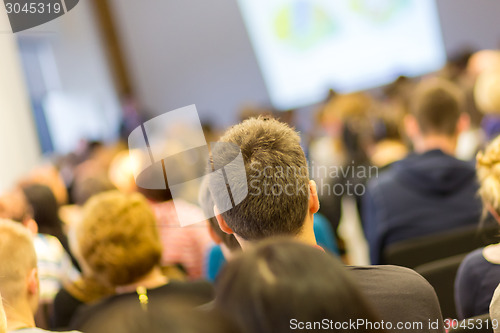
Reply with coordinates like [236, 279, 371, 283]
[467, 50, 500, 79]
[476, 136, 500, 220]
[407, 78, 466, 138]
[72, 174, 117, 206]
[199, 179, 240, 252]
[215, 239, 379, 333]
[475, 69, 500, 115]
[209, 117, 318, 245]
[76, 191, 162, 287]
[0, 188, 37, 235]
[21, 165, 68, 205]
[21, 184, 62, 237]
[0, 219, 39, 314]
[318, 92, 372, 137]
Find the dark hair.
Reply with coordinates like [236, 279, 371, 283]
[208, 117, 309, 240]
[22, 184, 63, 236]
[199, 179, 240, 251]
[410, 78, 465, 136]
[215, 239, 382, 333]
[72, 174, 117, 206]
[21, 184, 81, 270]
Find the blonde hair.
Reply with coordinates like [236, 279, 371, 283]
[0, 219, 37, 302]
[477, 136, 500, 214]
[76, 191, 162, 287]
[475, 69, 500, 114]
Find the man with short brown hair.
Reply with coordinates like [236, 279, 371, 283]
[363, 78, 482, 264]
[208, 116, 444, 333]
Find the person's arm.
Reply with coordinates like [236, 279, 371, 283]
[454, 254, 478, 320]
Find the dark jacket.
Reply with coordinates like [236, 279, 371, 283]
[363, 149, 482, 264]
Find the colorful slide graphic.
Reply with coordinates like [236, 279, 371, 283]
[274, 1, 338, 51]
[237, 0, 446, 110]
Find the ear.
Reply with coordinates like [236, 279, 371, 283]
[308, 180, 320, 215]
[23, 218, 38, 235]
[457, 113, 470, 134]
[27, 268, 39, 297]
[214, 206, 234, 235]
[207, 223, 223, 244]
[404, 114, 420, 139]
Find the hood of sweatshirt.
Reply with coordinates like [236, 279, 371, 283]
[392, 149, 477, 196]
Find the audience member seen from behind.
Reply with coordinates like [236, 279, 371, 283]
[215, 239, 382, 333]
[0, 219, 79, 333]
[21, 184, 80, 270]
[455, 136, 500, 319]
[0, 189, 77, 304]
[363, 78, 482, 264]
[67, 191, 214, 333]
[209, 117, 444, 333]
[116, 148, 213, 280]
[198, 178, 241, 282]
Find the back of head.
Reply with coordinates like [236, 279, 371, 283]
[474, 68, 500, 115]
[72, 174, 117, 206]
[76, 191, 162, 287]
[0, 188, 31, 222]
[410, 78, 465, 136]
[477, 135, 500, 216]
[21, 184, 61, 236]
[0, 219, 37, 305]
[209, 117, 309, 241]
[215, 239, 379, 333]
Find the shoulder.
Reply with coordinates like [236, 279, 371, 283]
[347, 265, 437, 296]
[348, 264, 429, 282]
[366, 164, 399, 193]
[157, 280, 214, 298]
[460, 248, 488, 268]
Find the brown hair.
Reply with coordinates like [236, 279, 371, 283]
[410, 78, 465, 136]
[209, 117, 309, 240]
[76, 191, 162, 287]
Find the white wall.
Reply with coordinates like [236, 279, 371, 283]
[108, 0, 269, 126]
[19, 0, 122, 153]
[0, 8, 41, 192]
[109, 0, 500, 126]
[436, 0, 500, 55]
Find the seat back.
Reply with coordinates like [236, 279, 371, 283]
[415, 254, 467, 319]
[383, 224, 498, 268]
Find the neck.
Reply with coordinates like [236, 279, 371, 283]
[413, 134, 457, 155]
[236, 214, 317, 251]
[115, 266, 168, 294]
[5, 302, 36, 331]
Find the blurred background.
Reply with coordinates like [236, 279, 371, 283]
[1, 0, 500, 192]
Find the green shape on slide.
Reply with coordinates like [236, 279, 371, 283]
[274, 2, 338, 51]
[350, 0, 412, 24]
